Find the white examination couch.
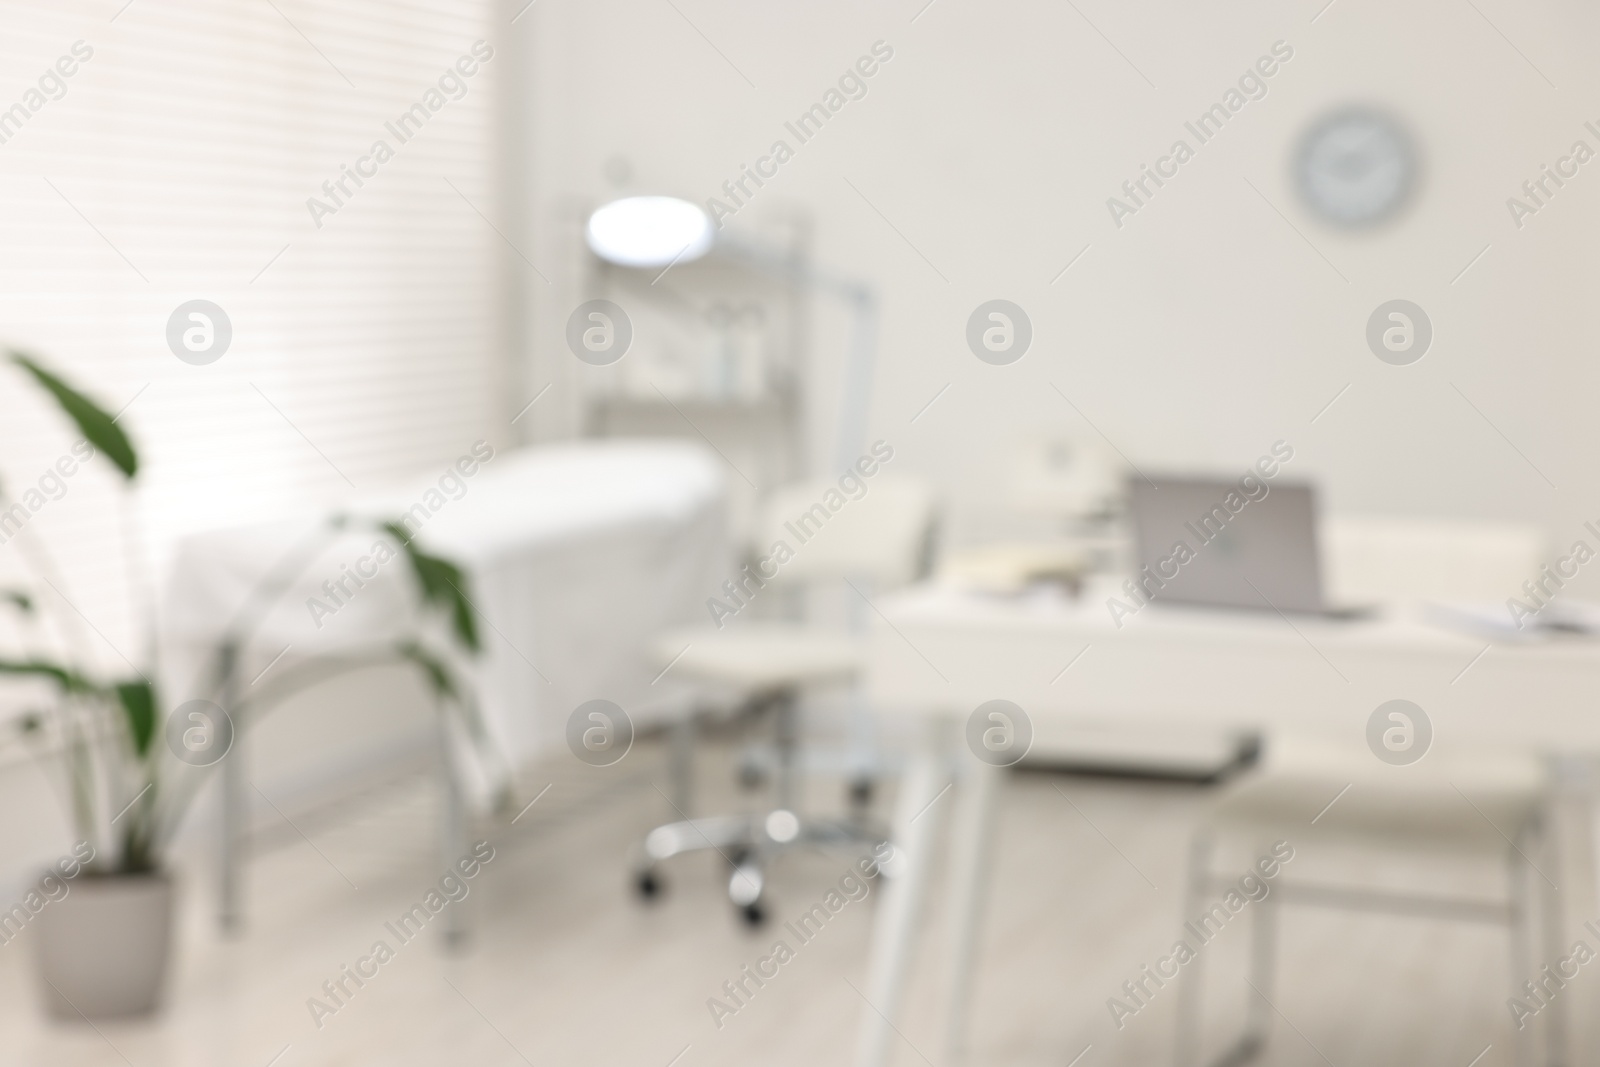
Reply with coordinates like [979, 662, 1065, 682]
[162, 439, 727, 930]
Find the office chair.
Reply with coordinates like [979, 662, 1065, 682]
[632, 474, 937, 924]
[1175, 735, 1562, 1067]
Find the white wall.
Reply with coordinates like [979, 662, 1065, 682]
[510, 0, 1600, 590]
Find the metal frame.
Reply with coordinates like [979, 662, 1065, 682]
[201, 518, 497, 941]
[1175, 816, 1565, 1067]
[575, 210, 818, 518]
[214, 645, 472, 944]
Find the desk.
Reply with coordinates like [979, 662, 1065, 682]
[855, 581, 1600, 1066]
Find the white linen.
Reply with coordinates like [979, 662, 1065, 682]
[162, 439, 728, 788]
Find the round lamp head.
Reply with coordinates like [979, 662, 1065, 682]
[585, 196, 714, 269]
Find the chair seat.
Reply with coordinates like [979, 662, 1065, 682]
[652, 623, 864, 690]
[1210, 736, 1548, 850]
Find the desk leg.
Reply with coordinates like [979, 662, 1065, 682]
[856, 721, 951, 1067]
[1552, 756, 1600, 1066]
[1582, 785, 1600, 1067]
[943, 757, 1002, 1066]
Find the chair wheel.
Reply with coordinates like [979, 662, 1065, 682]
[740, 900, 767, 927]
[635, 869, 663, 900]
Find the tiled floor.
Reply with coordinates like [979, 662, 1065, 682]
[0, 738, 1531, 1067]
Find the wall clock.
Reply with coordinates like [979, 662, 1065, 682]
[1294, 107, 1415, 226]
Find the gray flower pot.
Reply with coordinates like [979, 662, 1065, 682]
[33, 871, 173, 1020]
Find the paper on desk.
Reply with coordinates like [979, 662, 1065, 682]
[937, 542, 1090, 596]
[1423, 599, 1600, 640]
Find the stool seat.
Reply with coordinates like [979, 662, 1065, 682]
[652, 624, 864, 690]
[1210, 738, 1546, 850]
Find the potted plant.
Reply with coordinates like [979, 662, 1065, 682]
[0, 351, 491, 1019]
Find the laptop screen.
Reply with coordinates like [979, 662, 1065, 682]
[1127, 477, 1325, 614]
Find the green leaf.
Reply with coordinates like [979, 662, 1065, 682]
[0, 589, 33, 614]
[114, 679, 156, 758]
[394, 639, 508, 810]
[10, 351, 138, 480]
[420, 556, 479, 654]
[396, 640, 458, 700]
[0, 657, 98, 694]
[380, 522, 480, 654]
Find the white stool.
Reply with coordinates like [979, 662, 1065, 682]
[634, 476, 937, 924]
[1176, 737, 1562, 1067]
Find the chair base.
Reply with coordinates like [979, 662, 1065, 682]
[635, 809, 890, 924]
[636, 686, 891, 923]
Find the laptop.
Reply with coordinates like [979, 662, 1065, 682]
[1127, 476, 1350, 616]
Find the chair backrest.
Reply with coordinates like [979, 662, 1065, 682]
[750, 476, 937, 589]
[1321, 515, 1546, 603]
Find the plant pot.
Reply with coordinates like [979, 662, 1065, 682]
[33, 871, 173, 1020]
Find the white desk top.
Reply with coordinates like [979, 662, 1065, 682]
[867, 579, 1600, 751]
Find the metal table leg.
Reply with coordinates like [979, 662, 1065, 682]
[943, 755, 1003, 1065]
[856, 717, 952, 1067]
